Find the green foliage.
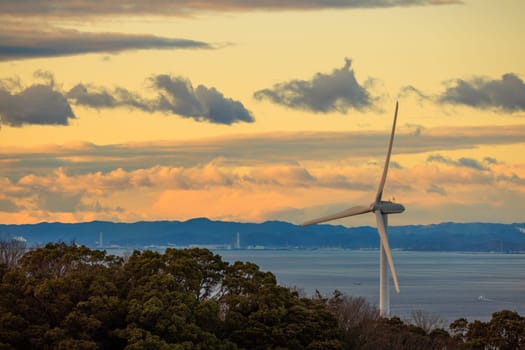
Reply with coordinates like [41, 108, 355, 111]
[1, 240, 523, 350]
[0, 243, 343, 349]
[450, 310, 525, 350]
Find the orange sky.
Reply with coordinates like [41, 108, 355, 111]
[1, 0, 525, 225]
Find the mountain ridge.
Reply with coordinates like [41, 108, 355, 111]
[1, 219, 524, 252]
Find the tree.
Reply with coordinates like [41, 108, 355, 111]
[326, 292, 457, 350]
[451, 310, 525, 349]
[487, 310, 525, 350]
[410, 309, 446, 334]
[326, 291, 379, 348]
[219, 261, 343, 349]
[2, 243, 521, 350]
[0, 243, 126, 349]
[449, 317, 468, 342]
[119, 249, 232, 348]
[0, 234, 27, 269]
[465, 320, 489, 349]
[163, 248, 227, 301]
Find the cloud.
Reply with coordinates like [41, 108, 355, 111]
[0, 161, 405, 221]
[33, 70, 56, 86]
[400, 73, 525, 113]
[66, 84, 150, 110]
[0, 84, 75, 126]
[427, 154, 488, 171]
[254, 59, 376, 113]
[496, 173, 525, 186]
[426, 184, 447, 196]
[0, 0, 464, 18]
[0, 75, 254, 126]
[483, 157, 498, 165]
[2, 125, 524, 224]
[457, 157, 487, 170]
[152, 75, 254, 124]
[438, 73, 525, 112]
[244, 165, 315, 187]
[399, 85, 431, 102]
[404, 123, 424, 136]
[0, 27, 214, 61]
[3, 124, 525, 180]
[66, 84, 117, 108]
[2, 146, 525, 224]
[37, 190, 84, 213]
[0, 198, 25, 213]
[2, 151, 512, 197]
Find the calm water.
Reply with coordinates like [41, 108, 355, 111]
[214, 250, 525, 323]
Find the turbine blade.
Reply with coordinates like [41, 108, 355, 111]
[375, 101, 399, 202]
[375, 211, 400, 293]
[302, 205, 371, 226]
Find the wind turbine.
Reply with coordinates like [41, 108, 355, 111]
[302, 101, 404, 317]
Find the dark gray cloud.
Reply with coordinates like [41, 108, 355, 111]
[0, 0, 464, 17]
[67, 84, 117, 108]
[438, 73, 525, 112]
[254, 59, 375, 113]
[0, 84, 75, 127]
[66, 84, 151, 110]
[496, 173, 525, 186]
[254, 59, 374, 113]
[427, 154, 488, 171]
[33, 70, 56, 86]
[1, 75, 253, 126]
[399, 85, 431, 102]
[0, 28, 213, 61]
[457, 157, 487, 170]
[152, 75, 254, 124]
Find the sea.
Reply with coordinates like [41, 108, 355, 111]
[210, 249, 525, 324]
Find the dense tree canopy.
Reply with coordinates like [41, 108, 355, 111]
[0, 243, 343, 349]
[0, 240, 523, 349]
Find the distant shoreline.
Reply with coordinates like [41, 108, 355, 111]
[2, 219, 525, 253]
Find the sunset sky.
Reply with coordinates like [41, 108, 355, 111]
[1, 0, 524, 226]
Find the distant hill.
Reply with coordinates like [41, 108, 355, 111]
[1, 219, 525, 252]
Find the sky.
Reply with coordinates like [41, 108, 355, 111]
[1, 0, 525, 226]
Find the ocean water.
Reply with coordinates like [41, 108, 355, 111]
[215, 250, 525, 323]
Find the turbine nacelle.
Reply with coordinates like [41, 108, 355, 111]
[373, 201, 405, 215]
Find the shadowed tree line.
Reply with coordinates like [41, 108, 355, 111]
[0, 238, 523, 349]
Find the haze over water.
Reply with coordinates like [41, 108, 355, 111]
[216, 249, 525, 323]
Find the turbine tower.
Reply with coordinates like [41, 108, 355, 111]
[303, 101, 404, 317]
